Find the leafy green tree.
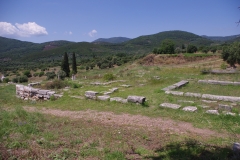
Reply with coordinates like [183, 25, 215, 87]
[158, 39, 175, 54]
[187, 44, 198, 53]
[23, 70, 31, 77]
[57, 70, 66, 80]
[72, 52, 77, 74]
[45, 71, 56, 80]
[61, 52, 70, 77]
[222, 42, 240, 68]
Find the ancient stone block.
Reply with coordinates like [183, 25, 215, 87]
[160, 103, 181, 109]
[184, 92, 202, 98]
[165, 91, 184, 96]
[218, 104, 232, 112]
[97, 95, 110, 101]
[110, 97, 128, 103]
[206, 110, 219, 115]
[182, 106, 198, 112]
[38, 90, 50, 95]
[127, 95, 146, 104]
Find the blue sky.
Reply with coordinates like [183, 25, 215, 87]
[0, 0, 239, 43]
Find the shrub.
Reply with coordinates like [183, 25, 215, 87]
[12, 77, 18, 83]
[103, 73, 115, 81]
[33, 72, 39, 77]
[45, 71, 56, 80]
[39, 71, 44, 77]
[67, 81, 82, 88]
[221, 63, 227, 69]
[23, 70, 32, 77]
[44, 80, 66, 89]
[3, 78, 9, 83]
[18, 75, 28, 83]
[57, 70, 66, 80]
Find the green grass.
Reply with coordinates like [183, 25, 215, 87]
[1, 58, 240, 159]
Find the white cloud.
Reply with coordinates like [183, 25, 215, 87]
[0, 22, 48, 38]
[88, 29, 97, 37]
[64, 31, 73, 35]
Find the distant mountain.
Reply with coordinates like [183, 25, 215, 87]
[202, 35, 240, 42]
[93, 37, 131, 44]
[1, 30, 237, 71]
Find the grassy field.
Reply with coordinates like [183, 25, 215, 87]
[1, 55, 240, 159]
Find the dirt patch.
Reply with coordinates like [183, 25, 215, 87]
[23, 106, 231, 139]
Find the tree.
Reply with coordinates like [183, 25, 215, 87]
[61, 52, 70, 77]
[222, 42, 240, 68]
[158, 39, 175, 54]
[72, 52, 77, 75]
[187, 44, 197, 53]
[23, 70, 31, 77]
[57, 70, 66, 80]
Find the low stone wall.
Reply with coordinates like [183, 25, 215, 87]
[198, 80, 240, 86]
[16, 84, 62, 101]
[162, 80, 189, 91]
[165, 90, 240, 103]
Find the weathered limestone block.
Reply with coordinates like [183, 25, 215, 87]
[121, 84, 131, 88]
[165, 91, 184, 96]
[38, 90, 50, 95]
[162, 85, 177, 91]
[202, 94, 240, 102]
[202, 100, 217, 103]
[233, 143, 240, 155]
[47, 91, 56, 96]
[218, 104, 232, 112]
[127, 95, 146, 104]
[97, 95, 110, 101]
[28, 82, 40, 87]
[178, 100, 194, 103]
[31, 88, 39, 93]
[103, 92, 112, 95]
[85, 91, 98, 99]
[182, 106, 198, 112]
[184, 92, 202, 98]
[233, 82, 240, 85]
[110, 97, 128, 103]
[206, 110, 219, 115]
[54, 94, 63, 98]
[173, 80, 189, 88]
[222, 111, 236, 116]
[109, 88, 118, 92]
[160, 103, 181, 109]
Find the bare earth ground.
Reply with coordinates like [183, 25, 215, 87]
[23, 106, 234, 139]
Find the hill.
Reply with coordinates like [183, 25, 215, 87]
[93, 37, 131, 44]
[202, 35, 240, 42]
[0, 30, 217, 71]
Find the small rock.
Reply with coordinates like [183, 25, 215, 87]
[160, 103, 181, 109]
[206, 110, 219, 115]
[182, 106, 197, 112]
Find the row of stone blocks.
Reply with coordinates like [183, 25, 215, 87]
[162, 80, 189, 91]
[165, 90, 240, 103]
[85, 91, 146, 104]
[198, 80, 240, 86]
[16, 84, 62, 101]
[160, 103, 237, 116]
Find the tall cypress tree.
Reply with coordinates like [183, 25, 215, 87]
[61, 52, 70, 77]
[72, 52, 77, 74]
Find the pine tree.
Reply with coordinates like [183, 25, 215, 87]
[72, 52, 77, 74]
[61, 52, 70, 77]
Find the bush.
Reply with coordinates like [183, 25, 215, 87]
[67, 81, 82, 88]
[57, 70, 66, 80]
[12, 77, 18, 83]
[3, 78, 9, 83]
[45, 71, 56, 80]
[23, 70, 32, 77]
[33, 72, 39, 77]
[44, 80, 66, 89]
[103, 73, 115, 81]
[39, 71, 44, 77]
[19, 75, 28, 83]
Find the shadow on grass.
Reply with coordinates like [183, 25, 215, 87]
[146, 139, 238, 160]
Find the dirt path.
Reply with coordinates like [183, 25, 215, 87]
[23, 106, 234, 139]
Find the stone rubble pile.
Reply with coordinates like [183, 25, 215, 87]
[16, 84, 62, 101]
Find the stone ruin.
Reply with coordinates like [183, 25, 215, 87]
[16, 84, 62, 101]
